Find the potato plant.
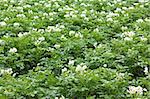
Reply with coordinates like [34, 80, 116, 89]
[0, 0, 150, 98]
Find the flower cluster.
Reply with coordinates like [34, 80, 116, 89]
[9, 48, 17, 53]
[0, 21, 7, 26]
[0, 68, 13, 75]
[75, 63, 87, 73]
[127, 86, 147, 95]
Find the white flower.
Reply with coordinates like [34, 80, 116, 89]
[124, 31, 135, 37]
[128, 6, 134, 10]
[48, 47, 55, 52]
[38, 37, 45, 41]
[49, 12, 54, 16]
[54, 44, 60, 49]
[32, 28, 37, 31]
[0, 40, 5, 45]
[94, 28, 99, 32]
[75, 32, 83, 38]
[75, 64, 87, 72]
[82, 65, 87, 70]
[0, 21, 7, 26]
[97, 44, 102, 48]
[16, 14, 26, 18]
[75, 65, 82, 72]
[103, 64, 107, 67]
[127, 86, 146, 95]
[140, 5, 144, 8]
[62, 68, 67, 73]
[34, 16, 39, 19]
[115, 8, 122, 12]
[69, 31, 75, 36]
[35, 37, 45, 45]
[136, 19, 144, 23]
[4, 17, 9, 21]
[144, 67, 148, 74]
[100, 11, 106, 15]
[47, 26, 55, 32]
[18, 33, 24, 37]
[60, 95, 65, 99]
[116, 0, 122, 2]
[61, 35, 67, 40]
[38, 29, 45, 33]
[133, 3, 139, 5]
[145, 18, 150, 22]
[58, 8, 63, 11]
[55, 95, 65, 99]
[13, 23, 20, 27]
[12, 73, 17, 77]
[138, 0, 149, 3]
[124, 37, 132, 41]
[9, 48, 17, 53]
[28, 10, 33, 14]
[106, 12, 119, 18]
[136, 86, 144, 95]
[43, 13, 48, 16]
[15, 6, 24, 12]
[64, 14, 70, 18]
[24, 32, 29, 36]
[23, 4, 31, 8]
[143, 88, 147, 92]
[106, 18, 113, 22]
[0, 68, 13, 75]
[59, 25, 65, 29]
[18, 32, 29, 37]
[121, 26, 128, 31]
[121, 11, 125, 14]
[93, 42, 97, 47]
[68, 60, 75, 65]
[127, 86, 138, 94]
[122, 7, 128, 10]
[55, 97, 59, 99]
[81, 13, 86, 17]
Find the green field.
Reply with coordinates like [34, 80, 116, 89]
[0, 0, 150, 98]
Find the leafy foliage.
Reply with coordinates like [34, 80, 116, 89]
[0, 0, 150, 98]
